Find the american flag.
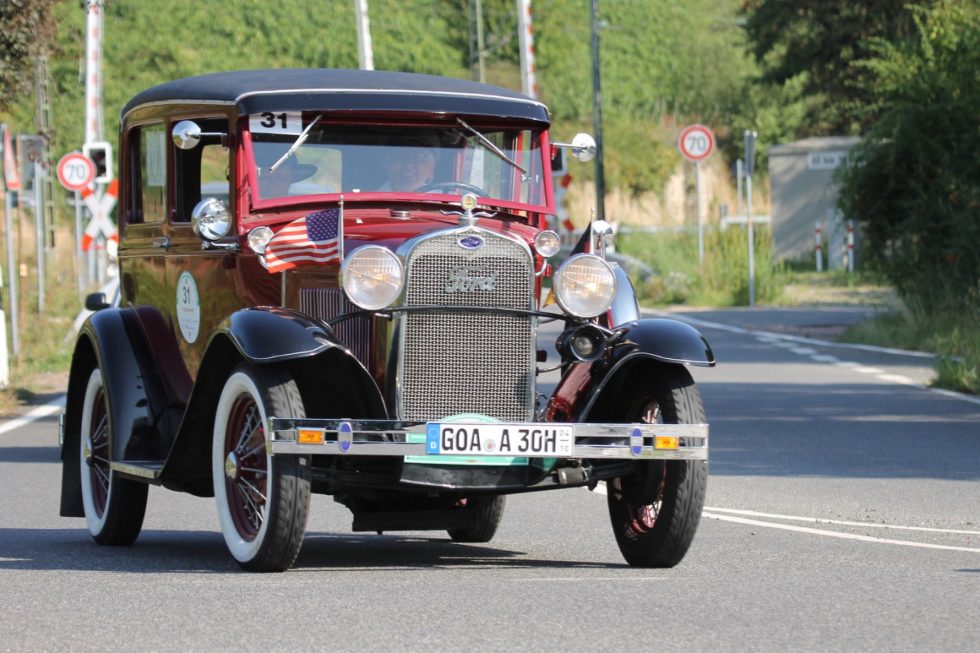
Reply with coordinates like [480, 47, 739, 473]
[265, 207, 343, 272]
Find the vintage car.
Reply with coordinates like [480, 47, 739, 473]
[59, 69, 714, 571]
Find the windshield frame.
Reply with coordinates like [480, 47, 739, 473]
[241, 115, 555, 219]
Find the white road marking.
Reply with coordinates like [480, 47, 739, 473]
[853, 366, 884, 375]
[511, 577, 666, 582]
[877, 373, 916, 385]
[790, 347, 817, 355]
[651, 310, 936, 359]
[0, 396, 65, 437]
[834, 361, 861, 368]
[810, 354, 839, 363]
[704, 507, 980, 535]
[592, 486, 980, 552]
[702, 512, 980, 554]
[929, 388, 980, 406]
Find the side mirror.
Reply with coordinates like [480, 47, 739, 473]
[192, 198, 232, 241]
[552, 133, 597, 163]
[84, 292, 110, 312]
[172, 120, 227, 150]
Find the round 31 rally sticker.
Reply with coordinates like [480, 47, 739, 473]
[176, 271, 201, 343]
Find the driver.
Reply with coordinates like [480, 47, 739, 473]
[378, 134, 438, 192]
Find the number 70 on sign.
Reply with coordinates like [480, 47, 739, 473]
[678, 124, 715, 162]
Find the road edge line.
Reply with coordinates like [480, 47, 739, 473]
[0, 395, 66, 437]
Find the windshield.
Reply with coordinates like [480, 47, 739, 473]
[247, 114, 547, 208]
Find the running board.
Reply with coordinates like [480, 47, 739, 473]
[110, 461, 164, 481]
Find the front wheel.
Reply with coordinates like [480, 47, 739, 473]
[213, 363, 311, 572]
[607, 366, 707, 568]
[79, 368, 148, 545]
[447, 495, 505, 543]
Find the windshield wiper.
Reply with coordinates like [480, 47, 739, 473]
[456, 117, 528, 178]
[268, 114, 322, 173]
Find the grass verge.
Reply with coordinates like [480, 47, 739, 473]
[1, 221, 85, 415]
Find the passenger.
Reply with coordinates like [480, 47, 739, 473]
[377, 134, 439, 192]
[254, 143, 330, 198]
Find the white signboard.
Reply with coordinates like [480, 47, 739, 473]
[807, 151, 847, 170]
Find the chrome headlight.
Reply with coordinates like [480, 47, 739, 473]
[553, 254, 616, 318]
[341, 245, 404, 310]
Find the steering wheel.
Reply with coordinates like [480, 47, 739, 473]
[416, 181, 487, 196]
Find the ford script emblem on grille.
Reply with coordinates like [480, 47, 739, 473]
[445, 268, 498, 293]
[457, 235, 485, 250]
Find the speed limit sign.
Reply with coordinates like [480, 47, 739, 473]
[57, 152, 96, 192]
[678, 124, 715, 162]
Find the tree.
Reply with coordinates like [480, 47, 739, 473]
[0, 0, 56, 113]
[742, 0, 922, 135]
[836, 1, 980, 311]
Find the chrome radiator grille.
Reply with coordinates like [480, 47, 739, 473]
[399, 230, 535, 422]
[300, 288, 371, 368]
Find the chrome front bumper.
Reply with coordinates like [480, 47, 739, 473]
[267, 417, 708, 461]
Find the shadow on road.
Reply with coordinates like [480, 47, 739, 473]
[0, 528, 622, 573]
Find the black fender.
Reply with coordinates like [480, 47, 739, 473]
[158, 307, 387, 495]
[577, 317, 714, 421]
[60, 308, 174, 517]
[217, 306, 339, 363]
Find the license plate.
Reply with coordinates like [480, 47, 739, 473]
[425, 423, 575, 457]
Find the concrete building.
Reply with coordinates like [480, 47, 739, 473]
[769, 136, 860, 268]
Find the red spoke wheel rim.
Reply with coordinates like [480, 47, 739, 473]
[624, 400, 666, 535]
[224, 394, 267, 541]
[88, 385, 111, 517]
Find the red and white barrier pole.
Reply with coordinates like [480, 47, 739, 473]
[815, 222, 823, 272]
[846, 220, 855, 273]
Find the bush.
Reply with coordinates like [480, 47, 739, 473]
[836, 2, 980, 315]
[617, 226, 781, 306]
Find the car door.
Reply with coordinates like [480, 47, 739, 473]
[165, 115, 241, 381]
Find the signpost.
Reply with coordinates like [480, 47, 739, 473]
[744, 129, 758, 306]
[58, 152, 98, 294]
[678, 124, 715, 268]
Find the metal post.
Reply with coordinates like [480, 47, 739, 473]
[74, 191, 85, 294]
[847, 220, 855, 273]
[735, 159, 744, 220]
[517, 0, 537, 98]
[746, 174, 756, 307]
[4, 190, 18, 355]
[815, 222, 823, 272]
[589, 0, 606, 222]
[475, 0, 486, 83]
[353, 0, 374, 71]
[33, 160, 44, 314]
[695, 160, 703, 269]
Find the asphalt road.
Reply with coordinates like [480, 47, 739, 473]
[1, 308, 978, 652]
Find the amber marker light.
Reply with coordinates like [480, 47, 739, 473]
[655, 436, 680, 450]
[298, 429, 325, 445]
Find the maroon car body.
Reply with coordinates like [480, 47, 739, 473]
[60, 69, 714, 571]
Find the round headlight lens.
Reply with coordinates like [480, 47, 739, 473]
[341, 246, 404, 310]
[534, 230, 561, 258]
[247, 226, 273, 254]
[553, 254, 616, 318]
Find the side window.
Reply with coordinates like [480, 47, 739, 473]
[130, 124, 166, 224]
[174, 118, 229, 221]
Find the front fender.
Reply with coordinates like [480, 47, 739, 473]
[217, 306, 342, 363]
[547, 317, 713, 423]
[60, 308, 172, 516]
[614, 318, 714, 367]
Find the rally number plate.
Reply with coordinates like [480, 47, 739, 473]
[425, 423, 575, 457]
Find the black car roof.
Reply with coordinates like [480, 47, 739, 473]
[122, 68, 550, 124]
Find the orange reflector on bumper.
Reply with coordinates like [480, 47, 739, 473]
[655, 435, 679, 450]
[298, 429, 324, 444]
